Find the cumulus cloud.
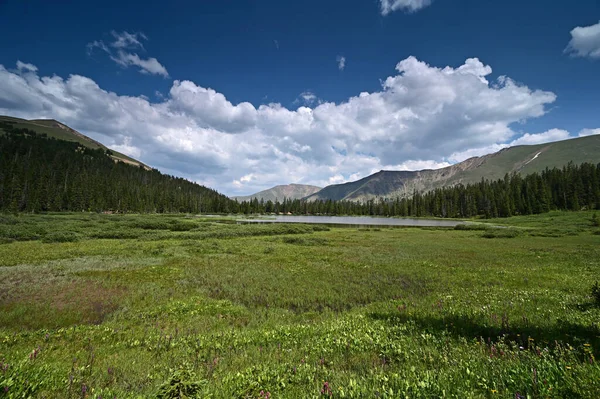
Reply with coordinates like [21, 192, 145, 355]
[336, 55, 346, 71]
[0, 56, 560, 196]
[87, 31, 169, 77]
[379, 0, 433, 15]
[565, 21, 600, 59]
[509, 129, 570, 146]
[579, 128, 600, 137]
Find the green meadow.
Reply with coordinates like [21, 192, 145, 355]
[1, 211, 599, 398]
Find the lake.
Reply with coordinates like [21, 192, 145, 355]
[237, 215, 464, 227]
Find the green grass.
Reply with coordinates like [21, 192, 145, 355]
[1, 211, 599, 398]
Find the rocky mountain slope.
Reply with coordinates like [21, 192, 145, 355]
[306, 135, 600, 202]
[234, 184, 322, 202]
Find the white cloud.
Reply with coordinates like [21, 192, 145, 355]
[110, 31, 147, 50]
[379, 0, 432, 15]
[295, 91, 319, 106]
[0, 56, 560, 196]
[449, 129, 571, 163]
[87, 31, 168, 77]
[111, 136, 142, 158]
[336, 55, 346, 71]
[449, 144, 509, 163]
[16, 61, 38, 73]
[579, 128, 600, 137]
[111, 51, 169, 77]
[509, 129, 570, 146]
[565, 21, 600, 59]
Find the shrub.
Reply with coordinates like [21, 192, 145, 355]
[592, 213, 600, 227]
[156, 367, 207, 399]
[133, 220, 171, 230]
[454, 223, 488, 231]
[0, 225, 45, 241]
[91, 229, 141, 239]
[282, 236, 328, 246]
[42, 231, 81, 243]
[168, 221, 197, 231]
[0, 214, 19, 225]
[481, 229, 521, 239]
[592, 281, 600, 306]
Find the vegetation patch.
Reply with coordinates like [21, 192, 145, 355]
[0, 212, 599, 397]
[281, 236, 329, 246]
[481, 228, 522, 238]
[42, 231, 81, 243]
[454, 223, 489, 231]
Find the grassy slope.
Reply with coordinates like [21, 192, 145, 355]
[309, 135, 600, 201]
[451, 135, 600, 185]
[0, 115, 145, 167]
[1, 212, 599, 397]
[234, 184, 322, 202]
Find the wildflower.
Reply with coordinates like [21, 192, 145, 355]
[321, 381, 332, 396]
[584, 343, 591, 347]
[491, 389, 498, 394]
[566, 366, 571, 370]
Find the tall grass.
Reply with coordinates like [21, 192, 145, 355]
[0, 211, 599, 397]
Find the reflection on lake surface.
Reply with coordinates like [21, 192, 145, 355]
[237, 215, 464, 227]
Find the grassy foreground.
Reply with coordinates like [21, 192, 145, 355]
[1, 212, 599, 398]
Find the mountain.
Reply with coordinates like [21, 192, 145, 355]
[234, 184, 322, 202]
[306, 135, 600, 202]
[0, 115, 148, 169]
[0, 116, 234, 213]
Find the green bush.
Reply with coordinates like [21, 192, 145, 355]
[454, 223, 488, 231]
[156, 367, 207, 399]
[0, 214, 19, 225]
[592, 281, 600, 306]
[133, 220, 171, 230]
[42, 231, 81, 243]
[91, 230, 141, 239]
[168, 221, 198, 231]
[481, 229, 521, 239]
[282, 236, 328, 246]
[0, 224, 45, 241]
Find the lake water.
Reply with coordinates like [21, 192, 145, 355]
[237, 215, 464, 227]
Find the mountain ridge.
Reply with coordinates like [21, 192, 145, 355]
[0, 115, 148, 169]
[234, 183, 322, 202]
[306, 135, 600, 202]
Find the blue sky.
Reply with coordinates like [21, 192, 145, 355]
[0, 0, 599, 195]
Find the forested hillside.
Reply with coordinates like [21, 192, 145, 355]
[306, 135, 600, 202]
[237, 162, 600, 218]
[0, 121, 234, 213]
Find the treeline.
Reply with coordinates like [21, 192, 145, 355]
[236, 162, 600, 218]
[0, 122, 234, 213]
[2, 120, 599, 218]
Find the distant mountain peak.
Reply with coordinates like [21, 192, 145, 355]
[233, 183, 322, 202]
[306, 135, 600, 202]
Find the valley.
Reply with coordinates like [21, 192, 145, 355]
[1, 211, 599, 397]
